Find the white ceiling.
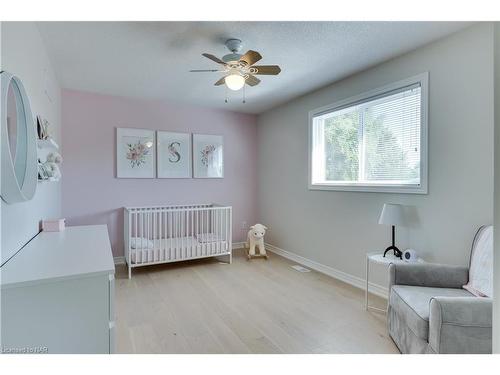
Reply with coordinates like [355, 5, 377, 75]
[37, 21, 471, 114]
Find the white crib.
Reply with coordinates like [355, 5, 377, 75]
[124, 204, 232, 278]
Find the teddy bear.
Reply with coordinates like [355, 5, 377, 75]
[43, 152, 63, 180]
[245, 223, 268, 257]
[46, 151, 62, 164]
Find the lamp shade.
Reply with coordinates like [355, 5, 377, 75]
[378, 203, 406, 226]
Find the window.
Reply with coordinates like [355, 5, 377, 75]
[309, 73, 428, 194]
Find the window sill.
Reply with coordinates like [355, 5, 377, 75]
[308, 183, 428, 194]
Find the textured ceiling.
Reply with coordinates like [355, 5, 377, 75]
[36, 21, 471, 114]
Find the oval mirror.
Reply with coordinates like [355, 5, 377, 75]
[1, 72, 37, 204]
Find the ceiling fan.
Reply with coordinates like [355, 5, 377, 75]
[190, 38, 281, 92]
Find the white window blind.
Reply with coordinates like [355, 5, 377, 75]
[310, 74, 427, 193]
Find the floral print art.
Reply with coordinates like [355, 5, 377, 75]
[126, 140, 151, 168]
[200, 144, 217, 167]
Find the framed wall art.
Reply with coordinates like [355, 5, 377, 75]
[157, 131, 192, 178]
[193, 134, 224, 178]
[116, 128, 155, 178]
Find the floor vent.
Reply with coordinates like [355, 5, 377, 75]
[291, 265, 311, 273]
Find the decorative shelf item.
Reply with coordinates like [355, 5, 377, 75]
[38, 159, 60, 182]
[36, 115, 62, 183]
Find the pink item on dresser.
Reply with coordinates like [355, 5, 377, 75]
[42, 218, 66, 232]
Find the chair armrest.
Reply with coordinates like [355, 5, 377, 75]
[388, 263, 469, 289]
[429, 297, 492, 353]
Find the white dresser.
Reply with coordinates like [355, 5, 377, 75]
[1, 225, 115, 354]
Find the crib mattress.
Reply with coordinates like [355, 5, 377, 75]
[129, 236, 229, 264]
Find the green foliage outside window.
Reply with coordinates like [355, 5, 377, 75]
[324, 109, 419, 182]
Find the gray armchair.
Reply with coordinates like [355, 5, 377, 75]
[388, 262, 492, 354]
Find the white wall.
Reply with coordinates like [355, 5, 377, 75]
[1, 22, 61, 264]
[257, 24, 494, 290]
[493, 22, 500, 354]
[0, 20, 3, 349]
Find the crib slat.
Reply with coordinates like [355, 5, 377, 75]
[183, 210, 186, 259]
[190, 210, 193, 258]
[169, 210, 172, 261]
[182, 210, 185, 259]
[138, 211, 141, 264]
[140, 211, 144, 264]
[147, 209, 149, 263]
[200, 208, 203, 257]
[211, 209, 214, 255]
[205, 208, 208, 256]
[179, 210, 181, 260]
[145, 210, 153, 262]
[193, 208, 196, 257]
[205, 209, 208, 256]
[213, 208, 216, 255]
[165, 210, 168, 261]
[218, 208, 221, 254]
[147, 210, 150, 263]
[197, 208, 201, 258]
[201, 208, 203, 257]
[216, 208, 220, 254]
[138, 211, 142, 264]
[153, 209, 156, 262]
[175, 210, 178, 260]
[186, 210, 189, 258]
[175, 211, 181, 259]
[229, 207, 232, 256]
[214, 209, 217, 255]
[141, 210, 144, 264]
[159, 209, 162, 262]
[147, 209, 150, 263]
[134, 212, 138, 265]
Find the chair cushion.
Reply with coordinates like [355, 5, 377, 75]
[463, 225, 493, 297]
[390, 285, 473, 341]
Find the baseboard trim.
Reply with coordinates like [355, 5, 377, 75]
[115, 242, 246, 265]
[265, 243, 388, 299]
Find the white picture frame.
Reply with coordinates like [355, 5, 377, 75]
[116, 128, 155, 178]
[157, 131, 192, 178]
[193, 134, 224, 178]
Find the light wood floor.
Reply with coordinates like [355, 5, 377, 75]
[115, 249, 399, 354]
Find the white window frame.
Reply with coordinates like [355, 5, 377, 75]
[308, 72, 429, 194]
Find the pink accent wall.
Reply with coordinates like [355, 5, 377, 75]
[61, 89, 257, 257]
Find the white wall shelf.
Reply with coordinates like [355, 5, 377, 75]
[37, 138, 59, 150]
[38, 176, 60, 183]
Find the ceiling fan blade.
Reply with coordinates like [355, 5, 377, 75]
[214, 77, 226, 86]
[252, 65, 281, 75]
[190, 69, 220, 72]
[202, 53, 227, 65]
[245, 74, 261, 87]
[239, 50, 262, 66]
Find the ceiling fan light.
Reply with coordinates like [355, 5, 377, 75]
[224, 74, 245, 91]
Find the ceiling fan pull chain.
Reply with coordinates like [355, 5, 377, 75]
[225, 85, 228, 103]
[242, 84, 246, 104]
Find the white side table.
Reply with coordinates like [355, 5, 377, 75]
[365, 252, 423, 313]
